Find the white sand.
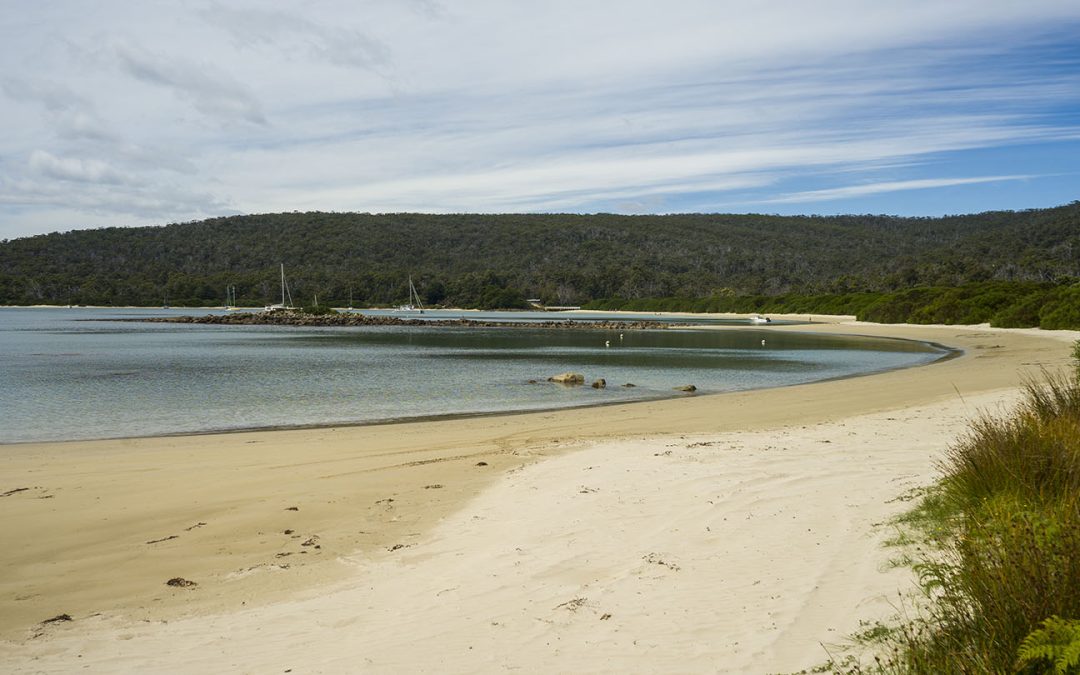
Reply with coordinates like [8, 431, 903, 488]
[3, 389, 1027, 673]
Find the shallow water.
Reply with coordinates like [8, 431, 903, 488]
[0, 307, 947, 443]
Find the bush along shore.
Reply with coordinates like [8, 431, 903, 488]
[832, 342, 1080, 673]
[585, 280, 1080, 331]
[131, 311, 676, 331]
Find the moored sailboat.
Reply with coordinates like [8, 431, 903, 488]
[396, 275, 425, 313]
[225, 284, 243, 310]
[264, 264, 295, 312]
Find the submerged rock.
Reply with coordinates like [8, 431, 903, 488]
[592, 378, 607, 389]
[673, 384, 697, 392]
[548, 372, 585, 385]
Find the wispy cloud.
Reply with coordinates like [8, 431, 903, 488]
[765, 175, 1038, 204]
[0, 173, 233, 223]
[199, 4, 392, 71]
[29, 150, 132, 185]
[112, 41, 267, 125]
[1, 77, 117, 142]
[1, 78, 89, 113]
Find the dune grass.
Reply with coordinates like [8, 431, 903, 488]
[833, 343, 1080, 674]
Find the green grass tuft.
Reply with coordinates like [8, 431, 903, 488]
[826, 340, 1080, 673]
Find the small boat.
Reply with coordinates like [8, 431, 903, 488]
[264, 264, 295, 312]
[748, 314, 772, 324]
[396, 276, 425, 313]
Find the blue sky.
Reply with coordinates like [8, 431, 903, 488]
[1, 0, 1079, 239]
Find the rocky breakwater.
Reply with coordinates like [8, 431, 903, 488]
[134, 311, 676, 331]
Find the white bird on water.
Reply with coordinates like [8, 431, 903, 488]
[605, 340, 610, 347]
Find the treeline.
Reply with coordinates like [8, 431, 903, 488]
[1, 203, 1078, 308]
[0, 268, 529, 311]
[585, 280, 1080, 330]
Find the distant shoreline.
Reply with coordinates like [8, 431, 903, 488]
[120, 311, 682, 330]
[0, 303, 850, 322]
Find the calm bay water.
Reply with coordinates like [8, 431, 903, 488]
[0, 307, 948, 443]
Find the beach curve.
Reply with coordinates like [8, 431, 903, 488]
[1, 319, 1076, 672]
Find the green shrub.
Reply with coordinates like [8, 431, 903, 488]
[941, 382, 1080, 510]
[1016, 616, 1080, 674]
[300, 304, 338, 315]
[847, 357, 1080, 673]
[992, 292, 1048, 328]
[1041, 288, 1080, 330]
[859, 287, 942, 323]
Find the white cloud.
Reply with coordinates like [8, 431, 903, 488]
[0, 173, 233, 234]
[765, 175, 1038, 204]
[29, 150, 132, 185]
[199, 4, 391, 71]
[1, 78, 89, 113]
[112, 41, 267, 125]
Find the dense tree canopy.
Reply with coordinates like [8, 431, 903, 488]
[1, 203, 1078, 310]
[585, 280, 1080, 330]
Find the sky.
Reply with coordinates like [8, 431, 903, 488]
[1, 0, 1080, 240]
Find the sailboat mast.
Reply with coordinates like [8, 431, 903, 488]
[280, 263, 285, 306]
[409, 276, 423, 311]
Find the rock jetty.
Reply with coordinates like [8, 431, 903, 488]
[131, 312, 675, 331]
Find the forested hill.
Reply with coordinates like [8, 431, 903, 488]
[1, 203, 1078, 308]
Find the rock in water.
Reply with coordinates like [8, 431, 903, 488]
[592, 378, 607, 389]
[673, 384, 697, 392]
[548, 372, 585, 385]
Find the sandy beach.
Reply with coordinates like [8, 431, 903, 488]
[2, 319, 1077, 673]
